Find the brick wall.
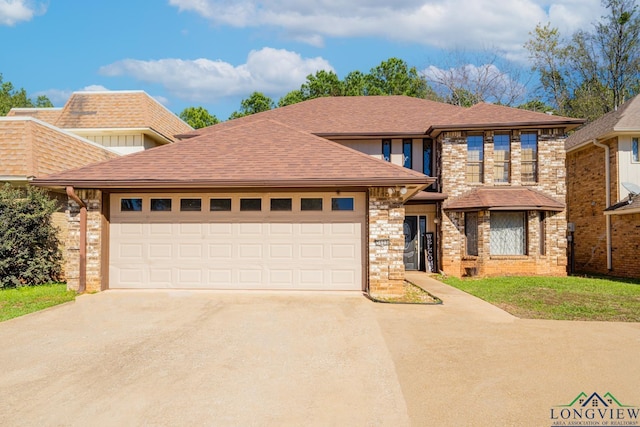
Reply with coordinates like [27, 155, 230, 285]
[65, 189, 104, 292]
[368, 187, 405, 295]
[440, 129, 568, 277]
[567, 138, 640, 278]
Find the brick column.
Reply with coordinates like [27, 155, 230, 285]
[368, 187, 405, 296]
[66, 189, 103, 292]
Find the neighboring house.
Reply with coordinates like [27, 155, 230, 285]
[8, 90, 193, 155]
[33, 96, 583, 295]
[565, 95, 640, 278]
[1, 90, 192, 279]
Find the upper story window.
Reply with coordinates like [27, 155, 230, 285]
[521, 132, 538, 182]
[403, 139, 413, 169]
[493, 134, 511, 183]
[466, 134, 484, 183]
[633, 138, 639, 162]
[382, 140, 391, 162]
[423, 139, 432, 176]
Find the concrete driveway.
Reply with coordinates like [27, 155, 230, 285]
[0, 274, 639, 426]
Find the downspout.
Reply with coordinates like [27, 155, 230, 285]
[592, 140, 612, 270]
[66, 186, 87, 293]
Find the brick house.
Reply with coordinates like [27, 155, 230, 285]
[33, 96, 583, 294]
[565, 95, 640, 278]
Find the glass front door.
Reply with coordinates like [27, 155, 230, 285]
[403, 216, 419, 270]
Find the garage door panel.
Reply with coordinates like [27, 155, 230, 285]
[110, 193, 363, 290]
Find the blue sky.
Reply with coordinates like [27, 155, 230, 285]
[0, 0, 605, 120]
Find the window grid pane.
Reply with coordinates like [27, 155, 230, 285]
[331, 197, 354, 211]
[240, 198, 262, 211]
[493, 134, 510, 183]
[490, 212, 526, 255]
[150, 198, 172, 211]
[382, 140, 391, 162]
[210, 198, 231, 211]
[521, 133, 538, 181]
[121, 198, 142, 212]
[270, 198, 292, 211]
[403, 139, 413, 168]
[301, 198, 323, 211]
[633, 138, 639, 162]
[423, 139, 432, 176]
[180, 198, 202, 212]
[467, 135, 484, 183]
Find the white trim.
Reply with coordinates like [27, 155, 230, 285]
[67, 127, 171, 144]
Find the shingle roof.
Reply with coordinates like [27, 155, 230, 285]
[566, 95, 640, 151]
[7, 108, 63, 124]
[181, 96, 467, 138]
[604, 195, 640, 214]
[53, 91, 192, 143]
[33, 119, 432, 189]
[430, 103, 584, 132]
[444, 187, 565, 211]
[0, 117, 119, 178]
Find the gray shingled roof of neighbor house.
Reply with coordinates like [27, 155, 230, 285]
[566, 95, 640, 151]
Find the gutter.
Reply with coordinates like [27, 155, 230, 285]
[66, 186, 87, 293]
[592, 140, 612, 270]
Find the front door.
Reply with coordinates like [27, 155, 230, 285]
[403, 216, 419, 270]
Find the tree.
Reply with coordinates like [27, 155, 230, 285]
[179, 106, 219, 129]
[343, 71, 368, 96]
[525, 0, 640, 121]
[517, 99, 557, 114]
[278, 90, 305, 107]
[0, 74, 53, 116]
[365, 57, 432, 98]
[300, 70, 343, 99]
[0, 185, 62, 288]
[426, 49, 527, 106]
[229, 92, 275, 119]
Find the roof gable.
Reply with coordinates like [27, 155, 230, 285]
[566, 95, 640, 151]
[34, 119, 431, 189]
[53, 91, 193, 142]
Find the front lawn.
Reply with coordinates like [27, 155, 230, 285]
[440, 275, 640, 322]
[0, 284, 75, 322]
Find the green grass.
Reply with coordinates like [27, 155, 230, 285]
[440, 275, 640, 322]
[0, 284, 75, 322]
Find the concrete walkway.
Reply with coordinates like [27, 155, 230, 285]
[0, 276, 638, 426]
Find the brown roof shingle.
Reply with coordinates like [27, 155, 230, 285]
[0, 118, 119, 178]
[34, 119, 432, 189]
[444, 187, 565, 211]
[7, 108, 63, 124]
[54, 91, 192, 142]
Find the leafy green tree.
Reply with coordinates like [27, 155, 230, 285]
[525, 0, 640, 121]
[517, 99, 557, 114]
[0, 74, 53, 116]
[277, 89, 305, 107]
[229, 92, 275, 119]
[179, 106, 219, 129]
[0, 185, 62, 288]
[300, 70, 343, 99]
[343, 71, 368, 96]
[365, 57, 431, 97]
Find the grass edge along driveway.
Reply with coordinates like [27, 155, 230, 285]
[441, 275, 640, 322]
[0, 284, 75, 322]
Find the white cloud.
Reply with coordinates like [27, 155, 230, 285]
[169, 0, 605, 58]
[0, 0, 46, 26]
[81, 85, 109, 92]
[35, 89, 70, 106]
[98, 47, 334, 102]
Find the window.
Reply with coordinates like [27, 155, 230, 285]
[150, 198, 172, 211]
[539, 212, 546, 256]
[490, 212, 526, 255]
[633, 138, 639, 162]
[493, 134, 510, 183]
[301, 198, 323, 211]
[465, 212, 478, 256]
[382, 140, 391, 162]
[467, 135, 484, 183]
[121, 198, 142, 212]
[270, 198, 292, 211]
[331, 197, 354, 211]
[180, 198, 201, 212]
[403, 139, 413, 168]
[423, 139, 432, 176]
[240, 198, 261, 211]
[210, 198, 231, 211]
[521, 132, 538, 182]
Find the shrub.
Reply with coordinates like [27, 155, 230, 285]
[0, 184, 62, 288]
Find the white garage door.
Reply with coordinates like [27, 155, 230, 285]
[109, 192, 365, 290]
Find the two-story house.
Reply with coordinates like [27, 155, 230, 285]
[33, 96, 583, 295]
[566, 95, 640, 278]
